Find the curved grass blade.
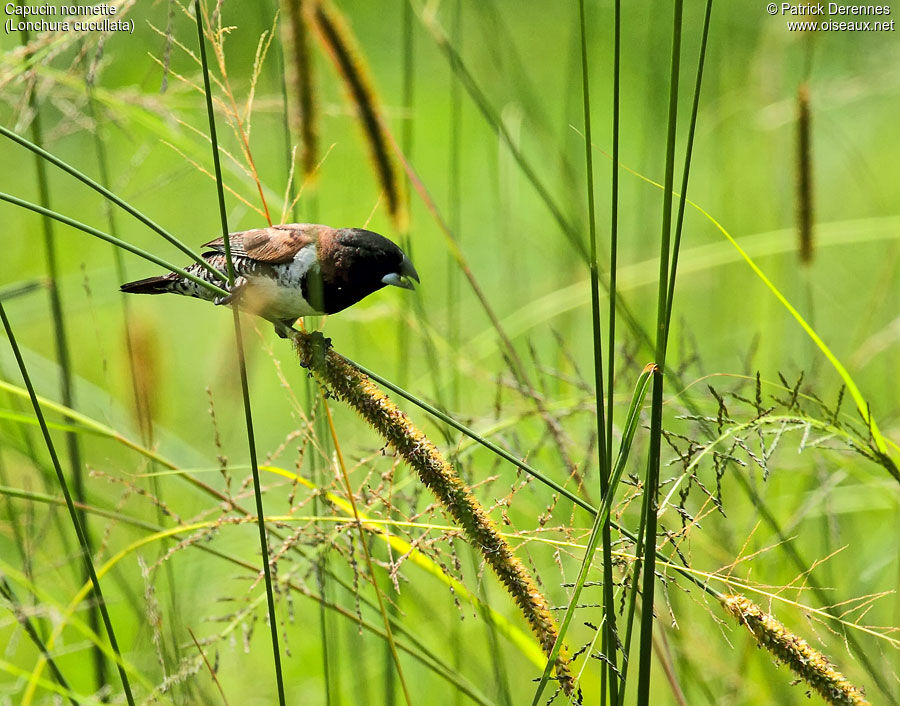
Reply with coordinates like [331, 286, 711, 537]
[0, 124, 225, 283]
[0, 192, 228, 298]
[532, 364, 655, 704]
[619, 169, 898, 479]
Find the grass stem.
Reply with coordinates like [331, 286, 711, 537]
[195, 3, 286, 702]
[0, 300, 136, 705]
[636, 2, 683, 703]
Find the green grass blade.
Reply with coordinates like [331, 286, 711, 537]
[577, 0, 616, 699]
[0, 124, 226, 284]
[637, 3, 683, 703]
[622, 167, 898, 478]
[0, 191, 228, 298]
[664, 0, 714, 335]
[531, 365, 655, 704]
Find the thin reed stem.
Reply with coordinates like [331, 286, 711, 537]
[0, 192, 228, 298]
[606, 0, 620, 475]
[637, 2, 683, 703]
[195, 3, 286, 703]
[576, 1, 617, 701]
[0, 125, 225, 283]
[664, 0, 714, 335]
[532, 365, 655, 703]
[15, 20, 102, 689]
[604, 3, 622, 695]
[321, 394, 413, 706]
[0, 300, 136, 705]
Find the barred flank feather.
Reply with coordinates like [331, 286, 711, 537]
[293, 332, 575, 695]
[723, 594, 869, 706]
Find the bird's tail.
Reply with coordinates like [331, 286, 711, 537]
[120, 275, 176, 295]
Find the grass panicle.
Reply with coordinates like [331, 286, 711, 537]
[723, 595, 870, 706]
[282, 0, 319, 179]
[307, 0, 403, 226]
[532, 364, 656, 703]
[292, 331, 575, 695]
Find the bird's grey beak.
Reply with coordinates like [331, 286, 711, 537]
[382, 255, 420, 290]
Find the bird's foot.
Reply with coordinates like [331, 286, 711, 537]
[298, 330, 332, 369]
[213, 277, 247, 306]
[273, 319, 299, 339]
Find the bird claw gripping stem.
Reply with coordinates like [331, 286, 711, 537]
[295, 330, 332, 368]
[212, 276, 247, 306]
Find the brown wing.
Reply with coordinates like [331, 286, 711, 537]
[202, 224, 331, 264]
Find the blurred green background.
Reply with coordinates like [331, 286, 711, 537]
[0, 1, 897, 704]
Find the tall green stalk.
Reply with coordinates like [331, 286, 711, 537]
[532, 367, 654, 703]
[85, 74, 185, 690]
[447, 0, 463, 414]
[0, 301, 135, 705]
[576, 0, 617, 702]
[15, 15, 102, 690]
[194, 3, 286, 703]
[606, 0, 621, 486]
[664, 0, 714, 333]
[636, 3, 683, 704]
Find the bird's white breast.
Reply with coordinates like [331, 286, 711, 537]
[244, 245, 323, 319]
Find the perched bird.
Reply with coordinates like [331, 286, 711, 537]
[121, 223, 419, 336]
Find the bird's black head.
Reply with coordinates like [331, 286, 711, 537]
[309, 228, 419, 314]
